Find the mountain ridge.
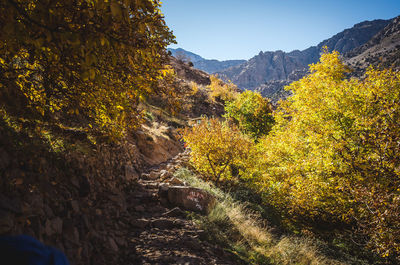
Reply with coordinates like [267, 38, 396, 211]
[168, 48, 246, 74]
[216, 18, 391, 93]
[169, 16, 399, 101]
[346, 16, 400, 74]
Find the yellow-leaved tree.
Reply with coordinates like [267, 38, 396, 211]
[182, 118, 255, 184]
[0, 0, 175, 138]
[259, 49, 400, 258]
[224, 90, 274, 140]
[208, 75, 239, 103]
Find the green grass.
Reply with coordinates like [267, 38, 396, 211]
[175, 168, 347, 265]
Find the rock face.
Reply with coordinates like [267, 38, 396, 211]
[345, 16, 400, 74]
[255, 80, 292, 103]
[319, 19, 391, 54]
[194, 59, 247, 74]
[217, 19, 391, 98]
[220, 49, 315, 91]
[168, 48, 246, 74]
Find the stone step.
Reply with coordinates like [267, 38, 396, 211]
[141, 171, 160, 180]
[142, 183, 159, 190]
[138, 180, 159, 184]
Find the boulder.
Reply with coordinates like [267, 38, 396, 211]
[158, 184, 169, 206]
[159, 186, 215, 214]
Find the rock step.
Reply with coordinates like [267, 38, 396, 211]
[130, 215, 189, 231]
[126, 150, 237, 264]
[142, 183, 159, 190]
[138, 179, 158, 184]
[138, 180, 159, 186]
[141, 169, 173, 181]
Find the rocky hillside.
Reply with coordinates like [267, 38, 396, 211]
[168, 48, 246, 74]
[217, 18, 391, 97]
[0, 56, 234, 264]
[168, 48, 205, 64]
[168, 55, 211, 86]
[346, 16, 400, 74]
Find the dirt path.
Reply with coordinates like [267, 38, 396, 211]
[120, 151, 239, 265]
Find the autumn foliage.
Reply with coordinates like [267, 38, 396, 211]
[259, 51, 400, 258]
[225, 90, 274, 140]
[208, 75, 239, 103]
[0, 0, 175, 138]
[182, 118, 255, 184]
[184, 50, 400, 260]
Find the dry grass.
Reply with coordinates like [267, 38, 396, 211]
[139, 102, 187, 127]
[175, 168, 346, 265]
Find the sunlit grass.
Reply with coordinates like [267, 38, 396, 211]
[175, 168, 345, 265]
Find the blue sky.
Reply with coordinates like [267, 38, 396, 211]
[161, 0, 400, 60]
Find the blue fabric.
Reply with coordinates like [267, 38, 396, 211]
[0, 235, 69, 265]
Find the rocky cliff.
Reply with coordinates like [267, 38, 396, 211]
[217, 19, 391, 97]
[168, 48, 246, 74]
[346, 16, 400, 74]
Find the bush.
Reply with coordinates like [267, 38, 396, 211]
[259, 50, 400, 259]
[182, 118, 255, 184]
[208, 75, 239, 103]
[225, 90, 274, 140]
